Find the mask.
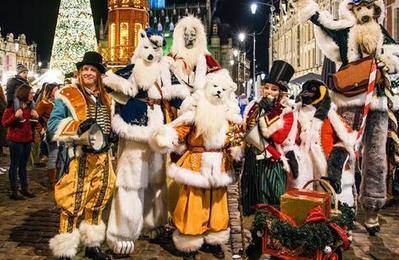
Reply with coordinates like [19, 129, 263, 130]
[184, 28, 197, 49]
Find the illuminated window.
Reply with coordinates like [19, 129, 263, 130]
[120, 22, 129, 59]
[134, 0, 142, 7]
[134, 23, 143, 48]
[110, 23, 116, 61]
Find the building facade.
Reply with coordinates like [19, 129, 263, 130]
[270, 0, 340, 79]
[385, 0, 399, 42]
[100, 0, 149, 68]
[0, 29, 37, 85]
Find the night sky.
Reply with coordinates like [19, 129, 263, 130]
[0, 0, 274, 73]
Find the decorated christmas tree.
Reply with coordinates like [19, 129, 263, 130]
[50, 0, 97, 74]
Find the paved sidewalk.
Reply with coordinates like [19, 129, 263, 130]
[0, 152, 398, 259]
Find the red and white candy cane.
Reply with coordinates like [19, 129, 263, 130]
[355, 58, 378, 158]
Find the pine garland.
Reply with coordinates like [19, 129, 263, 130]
[252, 203, 355, 257]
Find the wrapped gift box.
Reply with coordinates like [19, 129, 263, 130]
[280, 189, 331, 225]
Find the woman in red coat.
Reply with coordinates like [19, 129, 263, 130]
[2, 85, 38, 200]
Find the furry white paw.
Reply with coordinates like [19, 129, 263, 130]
[156, 134, 174, 149]
[147, 86, 162, 99]
[379, 54, 399, 74]
[112, 240, 135, 255]
[229, 146, 244, 161]
[149, 126, 178, 153]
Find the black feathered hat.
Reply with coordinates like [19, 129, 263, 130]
[265, 60, 295, 92]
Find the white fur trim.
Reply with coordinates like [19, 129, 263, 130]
[149, 125, 179, 154]
[331, 91, 388, 111]
[204, 228, 230, 246]
[168, 163, 209, 187]
[112, 104, 164, 143]
[167, 152, 236, 189]
[229, 146, 244, 161]
[296, 0, 319, 24]
[52, 117, 79, 142]
[79, 221, 106, 247]
[336, 168, 355, 207]
[172, 230, 204, 253]
[327, 108, 356, 146]
[370, 95, 388, 111]
[147, 85, 163, 99]
[112, 115, 152, 143]
[327, 109, 357, 162]
[258, 115, 285, 138]
[49, 230, 80, 258]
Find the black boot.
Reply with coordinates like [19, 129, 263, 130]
[20, 189, 35, 198]
[208, 244, 225, 259]
[85, 246, 111, 260]
[182, 251, 197, 260]
[10, 190, 25, 200]
[366, 225, 381, 236]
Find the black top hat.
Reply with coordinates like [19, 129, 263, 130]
[76, 51, 106, 74]
[265, 60, 295, 92]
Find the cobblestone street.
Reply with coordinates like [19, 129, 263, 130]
[0, 153, 398, 260]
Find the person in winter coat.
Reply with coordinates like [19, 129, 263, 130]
[2, 85, 38, 200]
[36, 83, 60, 187]
[6, 64, 38, 117]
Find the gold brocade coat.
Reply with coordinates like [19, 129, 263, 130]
[166, 120, 241, 236]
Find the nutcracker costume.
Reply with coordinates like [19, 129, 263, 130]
[241, 60, 299, 215]
[48, 52, 115, 260]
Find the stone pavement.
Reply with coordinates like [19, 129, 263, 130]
[0, 151, 398, 259]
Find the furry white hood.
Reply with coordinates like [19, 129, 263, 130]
[171, 15, 208, 56]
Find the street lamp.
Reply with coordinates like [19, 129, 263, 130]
[250, 2, 276, 64]
[249, 1, 276, 97]
[261, 73, 266, 80]
[238, 32, 249, 95]
[238, 33, 246, 42]
[250, 3, 257, 14]
[239, 32, 256, 99]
